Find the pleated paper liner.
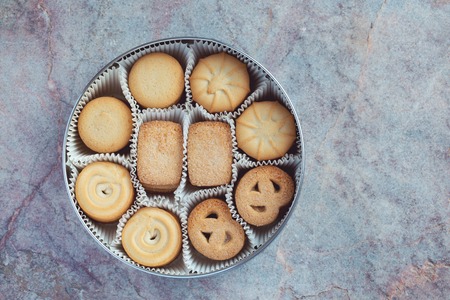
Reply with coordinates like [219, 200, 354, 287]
[186, 39, 269, 118]
[129, 106, 188, 208]
[65, 156, 137, 247]
[180, 187, 254, 274]
[179, 105, 239, 198]
[229, 157, 302, 248]
[110, 195, 189, 276]
[65, 65, 137, 167]
[118, 40, 193, 112]
[233, 79, 303, 166]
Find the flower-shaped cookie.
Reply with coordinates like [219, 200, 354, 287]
[190, 52, 250, 113]
[236, 101, 296, 161]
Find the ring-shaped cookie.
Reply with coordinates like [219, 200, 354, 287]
[235, 166, 294, 226]
[75, 161, 134, 223]
[188, 199, 245, 261]
[121, 207, 182, 267]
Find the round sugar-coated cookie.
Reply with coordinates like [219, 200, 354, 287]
[78, 96, 133, 153]
[190, 52, 250, 113]
[122, 207, 182, 267]
[235, 165, 294, 227]
[188, 198, 245, 261]
[128, 52, 185, 108]
[75, 161, 134, 223]
[236, 101, 296, 161]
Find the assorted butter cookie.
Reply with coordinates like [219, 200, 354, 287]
[68, 46, 301, 274]
[190, 52, 250, 113]
[235, 165, 295, 227]
[122, 207, 182, 267]
[129, 52, 185, 108]
[188, 198, 245, 260]
[236, 101, 297, 161]
[78, 96, 133, 153]
[75, 161, 134, 223]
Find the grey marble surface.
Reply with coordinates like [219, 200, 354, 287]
[1, 0, 449, 299]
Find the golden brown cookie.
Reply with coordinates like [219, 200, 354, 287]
[75, 161, 134, 223]
[190, 52, 250, 113]
[188, 199, 245, 260]
[78, 96, 133, 153]
[236, 101, 296, 161]
[121, 207, 182, 267]
[235, 166, 294, 226]
[187, 121, 232, 187]
[137, 121, 183, 192]
[128, 52, 185, 108]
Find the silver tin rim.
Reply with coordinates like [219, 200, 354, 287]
[62, 37, 305, 278]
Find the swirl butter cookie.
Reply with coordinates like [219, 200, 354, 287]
[235, 166, 294, 227]
[129, 52, 185, 108]
[122, 207, 182, 267]
[78, 96, 133, 153]
[188, 199, 245, 261]
[75, 162, 134, 223]
[190, 52, 250, 113]
[236, 101, 296, 161]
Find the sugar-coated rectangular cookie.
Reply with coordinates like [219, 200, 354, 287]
[187, 121, 232, 187]
[137, 121, 183, 192]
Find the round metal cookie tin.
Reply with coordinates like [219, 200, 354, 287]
[62, 37, 305, 278]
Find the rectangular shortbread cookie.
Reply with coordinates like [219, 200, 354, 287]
[137, 121, 183, 192]
[187, 121, 232, 187]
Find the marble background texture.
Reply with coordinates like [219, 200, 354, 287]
[0, 0, 449, 299]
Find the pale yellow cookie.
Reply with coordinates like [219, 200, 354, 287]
[128, 52, 185, 108]
[75, 162, 134, 223]
[78, 96, 133, 153]
[236, 101, 296, 160]
[122, 207, 182, 267]
[190, 52, 250, 113]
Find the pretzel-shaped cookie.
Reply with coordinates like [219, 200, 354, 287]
[188, 199, 245, 261]
[235, 166, 294, 226]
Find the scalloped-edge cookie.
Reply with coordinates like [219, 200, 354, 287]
[190, 52, 250, 113]
[236, 101, 296, 161]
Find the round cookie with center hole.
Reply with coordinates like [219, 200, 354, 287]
[121, 207, 182, 267]
[75, 161, 134, 223]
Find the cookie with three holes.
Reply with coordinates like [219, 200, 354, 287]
[187, 198, 245, 260]
[235, 165, 294, 226]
